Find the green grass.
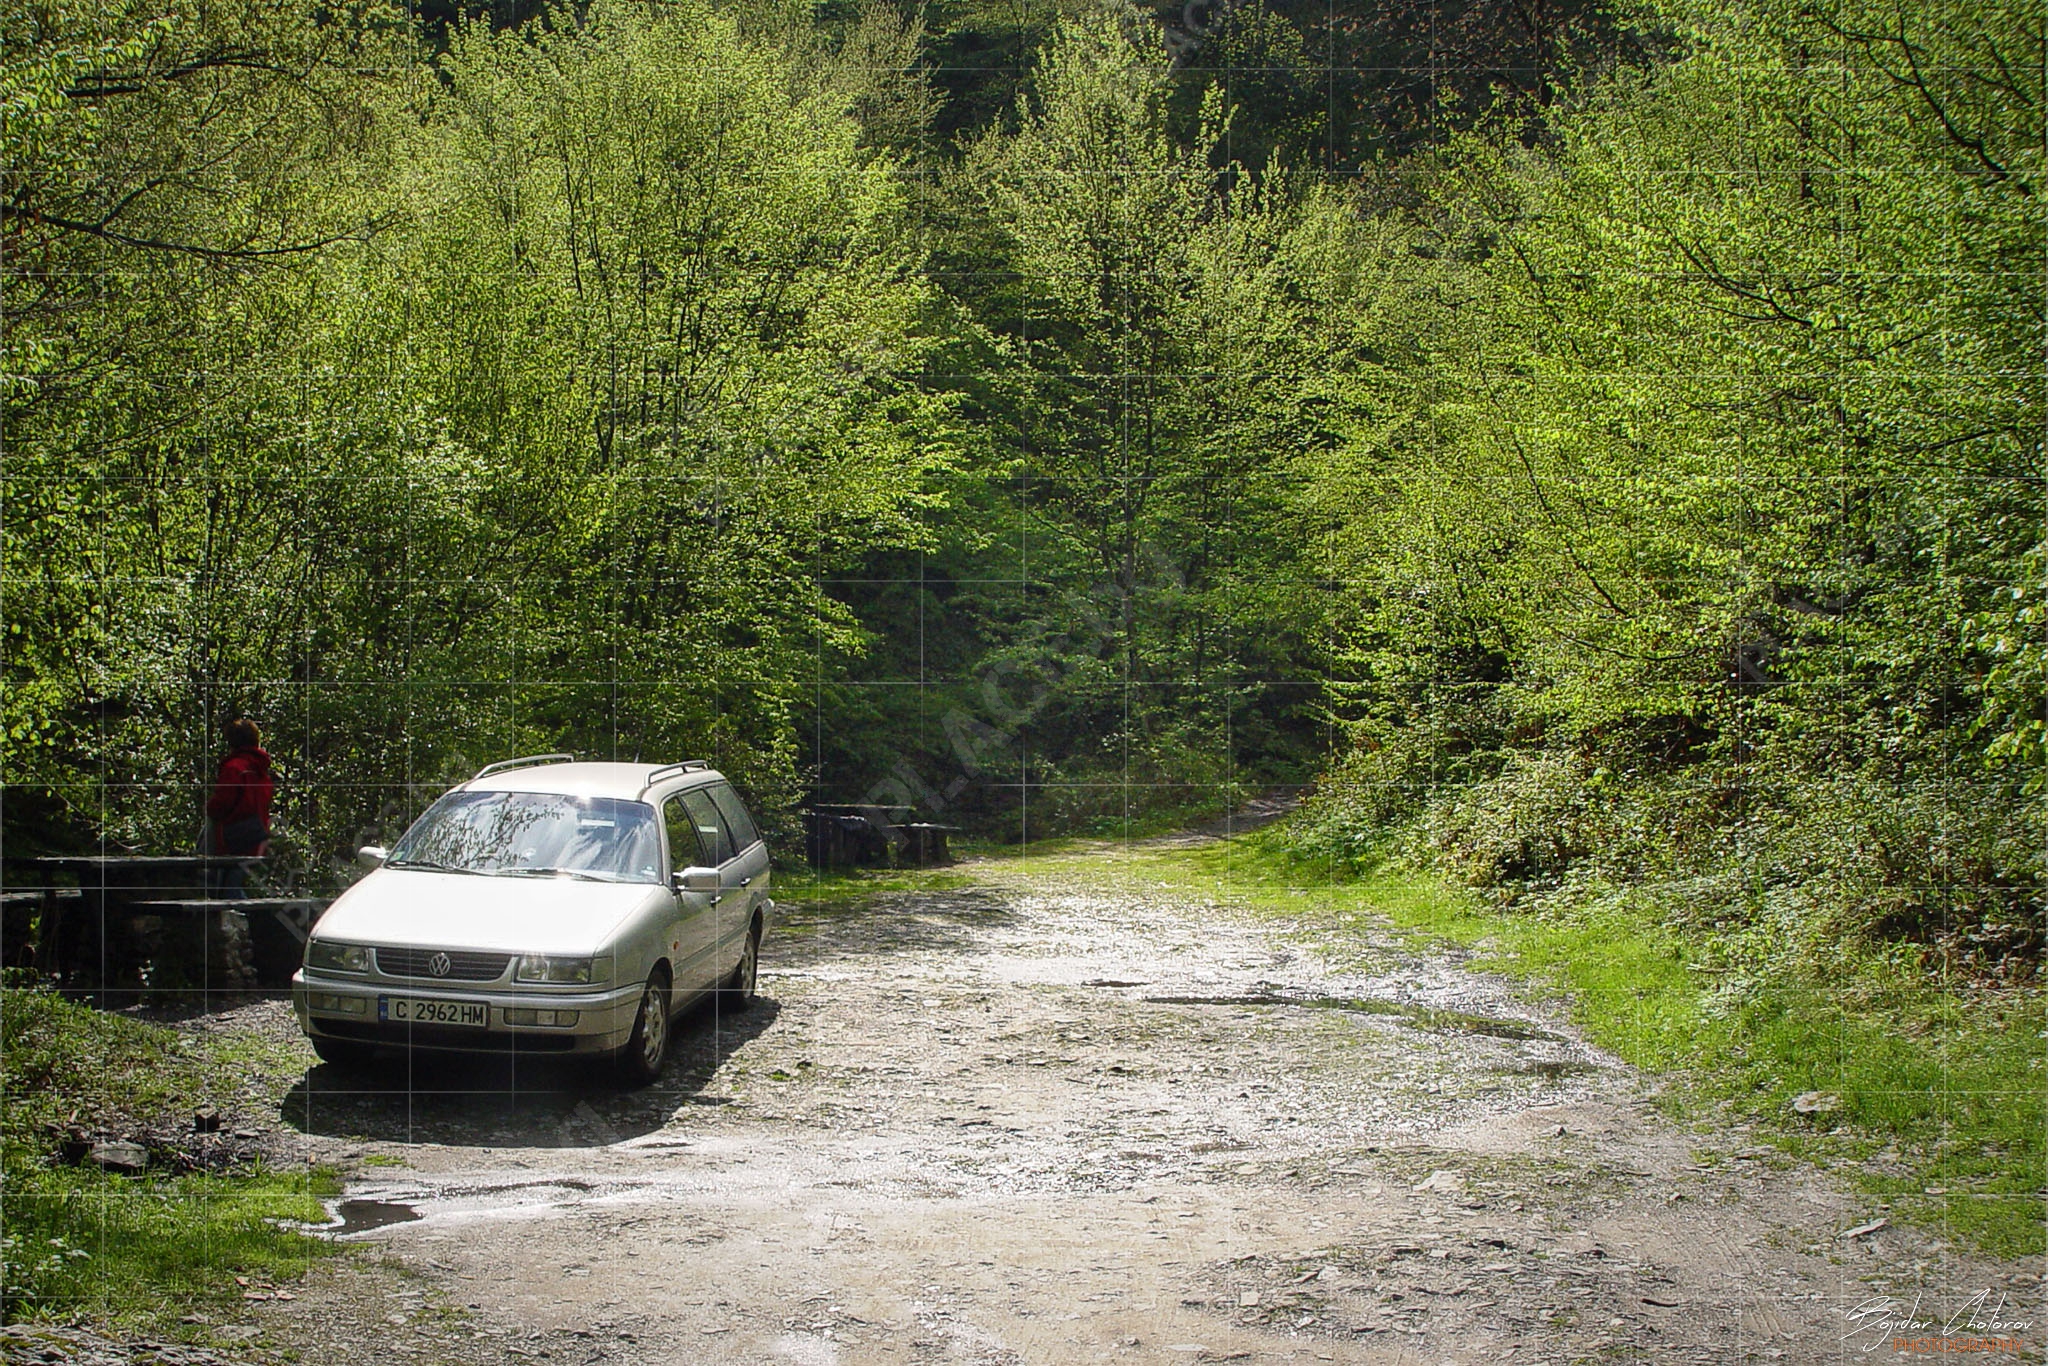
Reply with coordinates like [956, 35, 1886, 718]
[1, 982, 341, 1328]
[770, 832, 1152, 902]
[1012, 837, 2046, 1259]
[769, 812, 1244, 903]
[1, 1165, 337, 1324]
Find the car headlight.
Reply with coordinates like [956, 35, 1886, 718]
[514, 954, 610, 985]
[306, 940, 370, 974]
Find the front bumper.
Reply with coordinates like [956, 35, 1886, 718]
[292, 971, 643, 1055]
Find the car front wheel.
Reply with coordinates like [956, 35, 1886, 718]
[617, 971, 671, 1086]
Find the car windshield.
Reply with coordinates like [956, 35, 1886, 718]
[387, 792, 662, 883]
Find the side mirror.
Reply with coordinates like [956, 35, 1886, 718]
[357, 846, 388, 870]
[671, 866, 721, 893]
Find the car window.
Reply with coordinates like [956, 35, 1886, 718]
[662, 796, 697, 875]
[387, 792, 662, 883]
[708, 784, 760, 851]
[679, 788, 735, 866]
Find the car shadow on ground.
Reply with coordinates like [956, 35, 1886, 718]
[277, 997, 782, 1148]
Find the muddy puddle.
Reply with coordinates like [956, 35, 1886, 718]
[309, 1178, 642, 1237]
[318, 1198, 423, 1237]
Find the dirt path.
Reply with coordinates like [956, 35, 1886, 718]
[236, 845, 2038, 1365]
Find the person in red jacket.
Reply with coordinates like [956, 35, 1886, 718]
[206, 717, 273, 897]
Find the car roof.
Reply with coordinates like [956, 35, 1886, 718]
[463, 761, 723, 801]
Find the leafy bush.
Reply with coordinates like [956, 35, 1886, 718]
[1419, 749, 1600, 890]
[1279, 726, 1476, 872]
[1711, 770, 2046, 977]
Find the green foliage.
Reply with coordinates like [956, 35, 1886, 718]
[388, 0, 954, 803]
[5, 0, 2036, 1324]
[915, 0, 1099, 144]
[4, 0, 954, 866]
[842, 5, 1393, 828]
[1307, 0, 2045, 966]
[1163, 0, 1659, 171]
[0, 0, 2035, 964]
[1973, 544, 2048, 791]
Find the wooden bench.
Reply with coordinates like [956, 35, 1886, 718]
[901, 823, 960, 867]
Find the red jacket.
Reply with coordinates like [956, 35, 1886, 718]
[207, 746, 274, 851]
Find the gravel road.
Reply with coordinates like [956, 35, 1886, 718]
[48, 843, 2039, 1365]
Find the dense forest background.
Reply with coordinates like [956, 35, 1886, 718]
[4, 0, 2041, 979]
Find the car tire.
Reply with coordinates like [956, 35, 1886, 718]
[717, 920, 761, 1014]
[617, 970, 672, 1087]
[310, 1037, 376, 1070]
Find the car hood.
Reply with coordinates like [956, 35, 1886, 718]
[311, 868, 663, 955]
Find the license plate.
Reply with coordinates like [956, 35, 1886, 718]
[379, 996, 487, 1027]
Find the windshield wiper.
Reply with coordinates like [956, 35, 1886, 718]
[488, 866, 619, 882]
[386, 858, 478, 875]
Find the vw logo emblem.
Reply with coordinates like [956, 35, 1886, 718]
[426, 952, 453, 978]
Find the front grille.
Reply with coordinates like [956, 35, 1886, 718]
[317, 1020, 578, 1052]
[374, 947, 510, 982]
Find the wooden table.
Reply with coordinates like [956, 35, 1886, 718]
[6, 854, 267, 995]
[800, 806, 961, 868]
[803, 804, 914, 868]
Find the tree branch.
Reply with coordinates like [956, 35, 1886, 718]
[64, 48, 299, 99]
[2, 206, 394, 260]
[1804, 9, 2027, 192]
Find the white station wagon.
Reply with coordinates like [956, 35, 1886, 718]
[293, 756, 771, 1085]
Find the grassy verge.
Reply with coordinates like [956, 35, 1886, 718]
[1, 981, 341, 1328]
[768, 794, 1261, 901]
[1015, 837, 2046, 1259]
[770, 833, 1130, 903]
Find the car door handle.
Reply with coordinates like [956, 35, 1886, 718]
[738, 876, 752, 888]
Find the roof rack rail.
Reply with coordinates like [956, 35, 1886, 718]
[639, 759, 712, 795]
[472, 753, 576, 780]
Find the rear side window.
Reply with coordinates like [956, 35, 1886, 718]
[662, 797, 697, 874]
[708, 784, 760, 851]
[679, 788, 735, 866]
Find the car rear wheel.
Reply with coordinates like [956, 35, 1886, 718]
[617, 970, 671, 1086]
[717, 921, 760, 1013]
